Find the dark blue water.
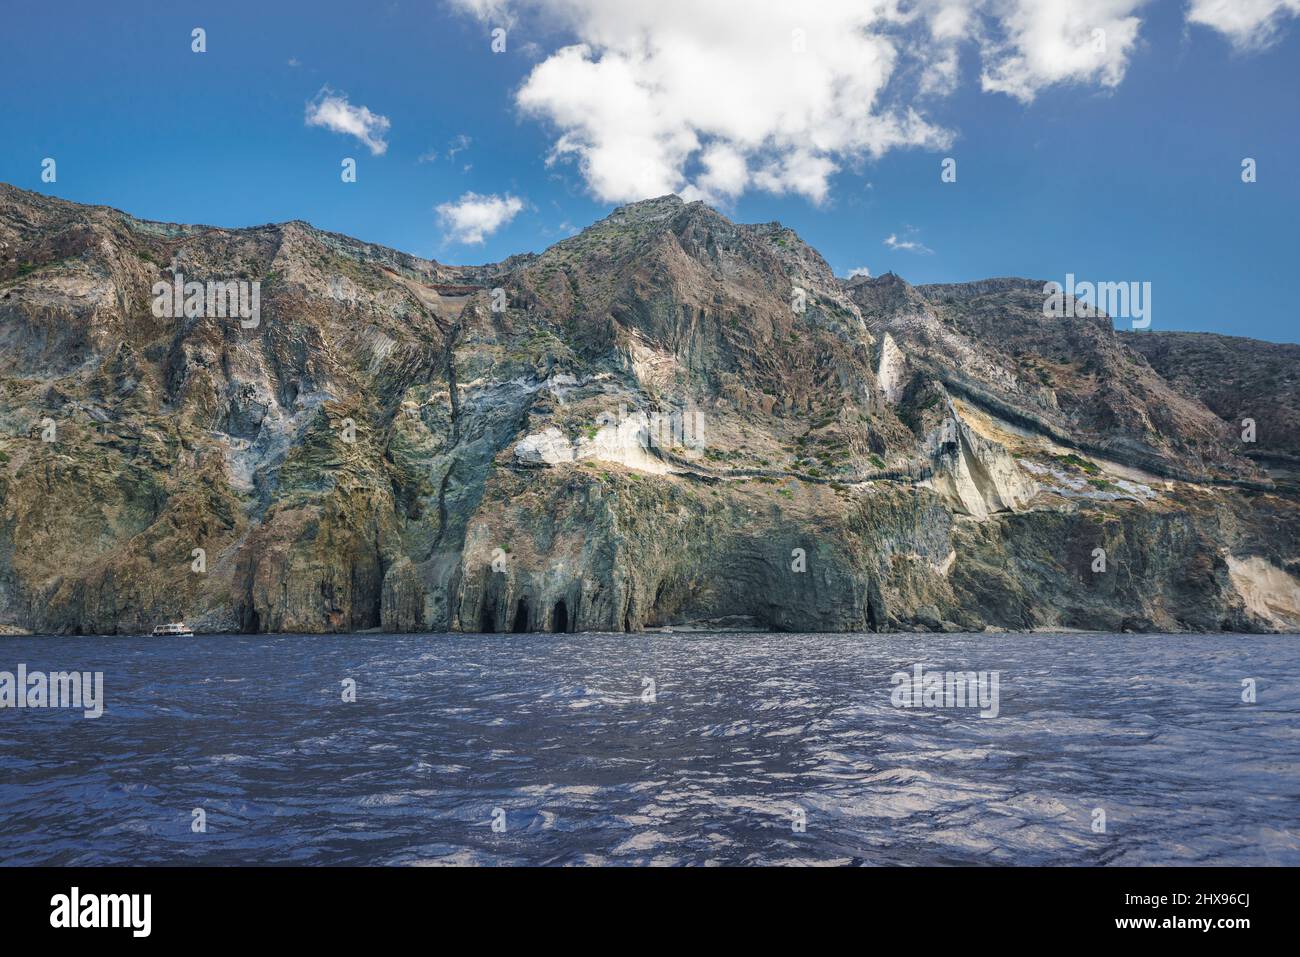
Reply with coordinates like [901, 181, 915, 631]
[1, 632, 1296, 865]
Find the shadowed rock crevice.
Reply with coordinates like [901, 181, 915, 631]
[512, 597, 529, 633]
[478, 596, 496, 633]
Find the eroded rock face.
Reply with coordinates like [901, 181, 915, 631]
[924, 409, 1037, 520]
[1, 184, 1298, 634]
[1226, 555, 1300, 631]
[1123, 331, 1300, 492]
[876, 332, 908, 405]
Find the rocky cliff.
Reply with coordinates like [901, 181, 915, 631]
[2, 184, 1298, 634]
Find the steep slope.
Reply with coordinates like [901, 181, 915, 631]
[2, 184, 1298, 635]
[847, 274, 1261, 484]
[496, 196, 916, 463]
[1123, 331, 1300, 488]
[0, 184, 461, 633]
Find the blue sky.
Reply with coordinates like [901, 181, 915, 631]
[2, 0, 1297, 341]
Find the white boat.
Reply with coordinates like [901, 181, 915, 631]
[150, 622, 194, 637]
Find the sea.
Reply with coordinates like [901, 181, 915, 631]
[0, 631, 1296, 865]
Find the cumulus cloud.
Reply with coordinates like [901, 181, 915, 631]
[978, 0, 1147, 103]
[484, 1, 955, 205]
[914, 0, 975, 96]
[1187, 0, 1300, 48]
[305, 88, 391, 155]
[448, 0, 1290, 204]
[437, 191, 525, 244]
[846, 266, 873, 279]
[682, 144, 749, 203]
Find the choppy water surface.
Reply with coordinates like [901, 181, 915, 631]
[0, 632, 1296, 865]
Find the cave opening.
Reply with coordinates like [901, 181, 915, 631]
[552, 599, 568, 633]
[479, 601, 496, 633]
[512, 598, 529, 633]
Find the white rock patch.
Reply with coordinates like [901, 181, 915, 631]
[514, 414, 672, 475]
[876, 333, 907, 404]
[925, 414, 1036, 520]
[514, 427, 575, 465]
[1227, 555, 1300, 631]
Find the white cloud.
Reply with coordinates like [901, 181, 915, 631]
[1187, 0, 1300, 48]
[847, 267, 873, 278]
[979, 0, 1147, 103]
[913, 0, 978, 96]
[305, 88, 391, 155]
[437, 192, 525, 244]
[451, 0, 515, 22]
[681, 144, 749, 203]
[419, 135, 472, 165]
[447, 133, 473, 160]
[491, 1, 954, 205]
[447, 0, 1287, 204]
[750, 151, 841, 205]
[884, 232, 933, 254]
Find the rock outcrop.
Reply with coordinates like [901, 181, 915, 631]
[1, 184, 1298, 634]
